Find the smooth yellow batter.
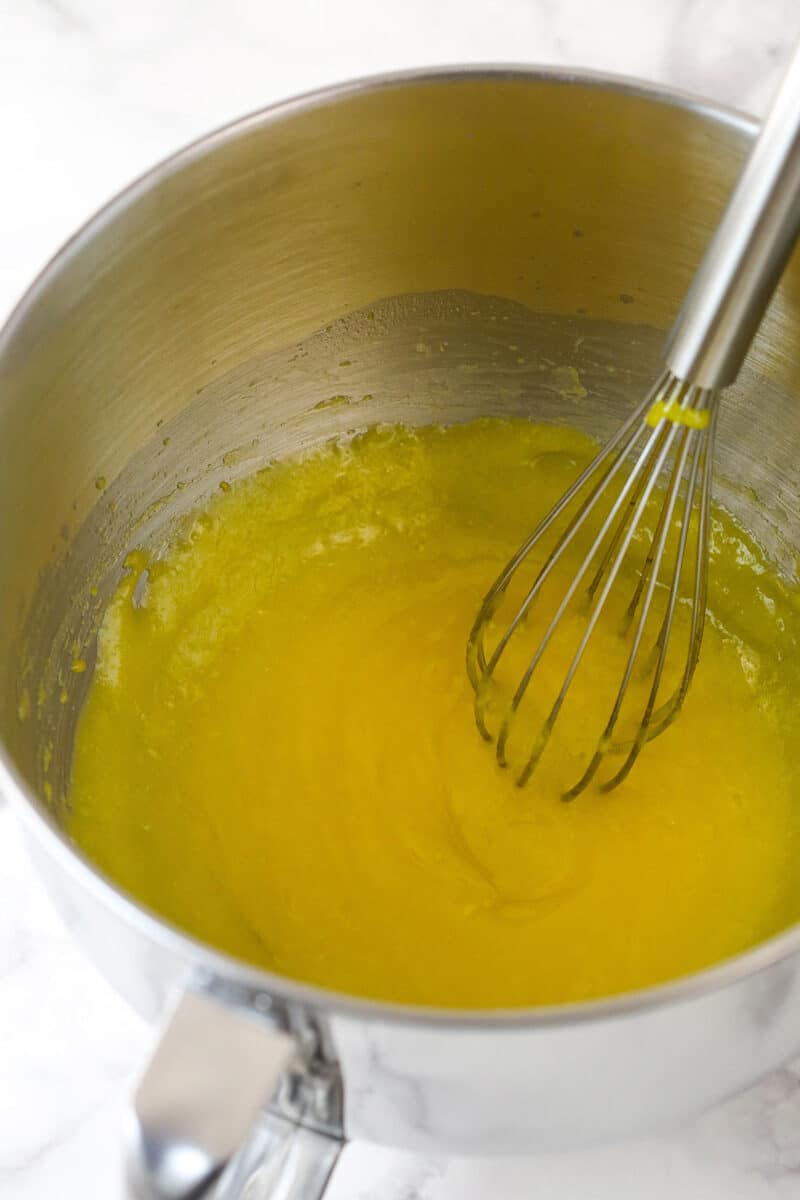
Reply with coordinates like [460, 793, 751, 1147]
[68, 420, 800, 1007]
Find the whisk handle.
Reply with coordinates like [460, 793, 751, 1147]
[664, 39, 800, 390]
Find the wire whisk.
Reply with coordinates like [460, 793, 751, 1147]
[467, 371, 719, 799]
[467, 32, 800, 795]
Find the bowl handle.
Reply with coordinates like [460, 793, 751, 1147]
[126, 989, 344, 1199]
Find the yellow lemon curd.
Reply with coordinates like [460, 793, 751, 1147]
[68, 420, 800, 1008]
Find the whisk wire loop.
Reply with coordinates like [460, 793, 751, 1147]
[637, 398, 719, 742]
[595, 420, 708, 795]
[565, 391, 715, 799]
[466, 370, 670, 693]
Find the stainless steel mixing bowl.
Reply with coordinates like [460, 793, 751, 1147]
[2, 67, 800, 1200]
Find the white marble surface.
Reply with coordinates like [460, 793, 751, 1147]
[4, 0, 800, 1196]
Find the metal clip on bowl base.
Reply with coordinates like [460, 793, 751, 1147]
[214, 1113, 342, 1200]
[126, 991, 343, 1200]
